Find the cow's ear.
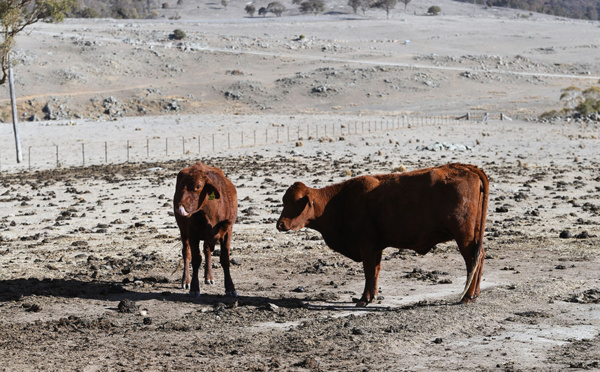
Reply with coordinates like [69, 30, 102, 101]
[305, 191, 314, 208]
[176, 170, 185, 186]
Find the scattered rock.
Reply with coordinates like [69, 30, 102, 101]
[352, 327, 365, 335]
[575, 231, 594, 239]
[567, 289, 600, 304]
[559, 230, 573, 239]
[117, 299, 139, 313]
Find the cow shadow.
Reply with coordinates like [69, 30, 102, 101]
[0, 278, 306, 310]
[0, 278, 451, 312]
[303, 298, 453, 312]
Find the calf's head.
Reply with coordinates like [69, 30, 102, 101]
[174, 167, 220, 217]
[277, 182, 315, 231]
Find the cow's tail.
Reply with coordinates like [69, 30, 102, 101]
[170, 242, 184, 277]
[171, 258, 184, 277]
[459, 165, 489, 302]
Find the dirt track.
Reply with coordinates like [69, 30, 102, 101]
[1, 119, 600, 370]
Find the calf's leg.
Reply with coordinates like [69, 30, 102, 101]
[203, 241, 215, 285]
[180, 236, 192, 290]
[189, 234, 202, 297]
[219, 232, 237, 297]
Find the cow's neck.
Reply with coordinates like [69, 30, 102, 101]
[307, 183, 345, 240]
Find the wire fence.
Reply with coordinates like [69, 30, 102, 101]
[0, 113, 519, 172]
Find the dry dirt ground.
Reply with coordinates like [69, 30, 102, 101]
[1, 118, 600, 371]
[1, 0, 600, 370]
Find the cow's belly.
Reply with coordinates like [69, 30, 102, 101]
[381, 228, 454, 254]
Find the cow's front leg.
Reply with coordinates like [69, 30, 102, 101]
[189, 236, 202, 297]
[180, 237, 192, 290]
[357, 248, 382, 307]
[203, 241, 215, 285]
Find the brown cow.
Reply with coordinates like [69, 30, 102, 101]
[173, 162, 238, 297]
[277, 163, 489, 307]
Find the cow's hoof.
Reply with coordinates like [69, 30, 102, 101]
[189, 291, 201, 298]
[460, 296, 477, 304]
[355, 301, 369, 308]
[182, 283, 190, 290]
[226, 291, 238, 298]
[205, 279, 215, 285]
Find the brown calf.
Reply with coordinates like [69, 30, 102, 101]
[277, 163, 489, 307]
[173, 162, 238, 297]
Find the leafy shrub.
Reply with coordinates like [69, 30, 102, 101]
[542, 85, 600, 120]
[452, 0, 599, 21]
[427, 5, 441, 14]
[171, 29, 186, 40]
[68, 0, 159, 19]
[78, 7, 100, 18]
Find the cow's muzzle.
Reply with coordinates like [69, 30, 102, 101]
[276, 219, 289, 232]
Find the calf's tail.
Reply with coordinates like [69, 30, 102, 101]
[170, 242, 184, 277]
[459, 166, 489, 302]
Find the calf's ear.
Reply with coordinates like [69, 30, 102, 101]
[204, 181, 221, 200]
[175, 170, 185, 186]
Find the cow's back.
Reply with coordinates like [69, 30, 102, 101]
[340, 164, 484, 253]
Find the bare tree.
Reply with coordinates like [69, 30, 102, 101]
[360, 0, 371, 14]
[371, 0, 397, 18]
[299, 0, 325, 14]
[1, 0, 74, 163]
[245, 4, 256, 16]
[348, 0, 361, 13]
[266, 1, 286, 16]
[401, 0, 411, 10]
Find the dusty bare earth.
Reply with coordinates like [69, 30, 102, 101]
[1, 0, 600, 370]
[1, 118, 600, 371]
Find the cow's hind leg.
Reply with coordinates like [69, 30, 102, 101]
[457, 238, 485, 304]
[357, 247, 382, 307]
[220, 232, 237, 297]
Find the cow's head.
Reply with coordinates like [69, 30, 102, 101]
[277, 182, 314, 232]
[174, 166, 221, 218]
